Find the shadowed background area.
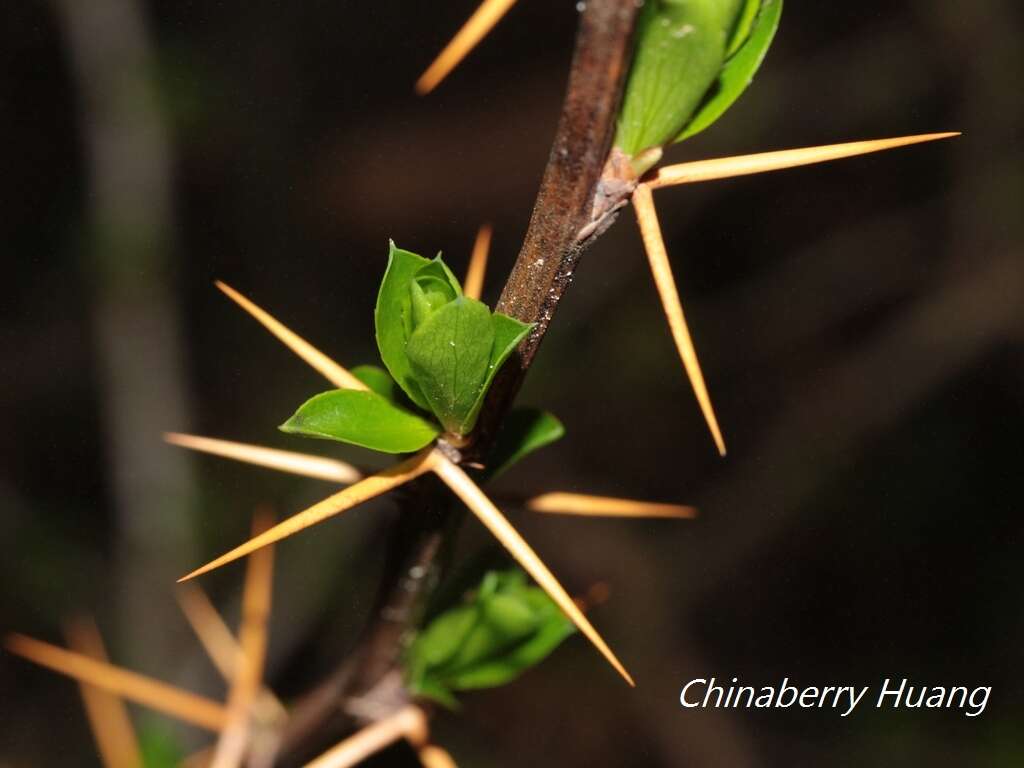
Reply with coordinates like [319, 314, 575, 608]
[2, 0, 1022, 765]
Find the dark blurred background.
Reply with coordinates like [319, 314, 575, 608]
[2, 0, 1022, 765]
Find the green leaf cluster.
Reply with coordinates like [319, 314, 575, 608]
[281, 243, 534, 454]
[405, 569, 576, 708]
[615, 0, 783, 172]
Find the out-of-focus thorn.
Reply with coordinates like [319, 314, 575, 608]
[210, 510, 276, 768]
[176, 584, 242, 683]
[165, 432, 362, 485]
[214, 281, 367, 391]
[418, 745, 459, 768]
[179, 450, 435, 582]
[4, 633, 228, 732]
[527, 492, 697, 519]
[303, 706, 428, 768]
[64, 617, 142, 768]
[180, 745, 215, 768]
[463, 224, 492, 300]
[428, 452, 635, 687]
[415, 0, 519, 95]
[632, 183, 726, 456]
[647, 132, 961, 189]
[176, 584, 287, 723]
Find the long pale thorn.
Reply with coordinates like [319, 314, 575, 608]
[462, 223, 492, 300]
[415, 0, 518, 95]
[64, 618, 142, 768]
[165, 432, 362, 484]
[633, 183, 726, 456]
[210, 511, 276, 768]
[179, 450, 434, 582]
[418, 745, 459, 768]
[4, 634, 229, 732]
[647, 132, 961, 190]
[429, 453, 635, 687]
[176, 584, 287, 720]
[181, 746, 216, 768]
[177, 585, 244, 682]
[304, 706, 428, 768]
[215, 281, 366, 391]
[527, 492, 697, 519]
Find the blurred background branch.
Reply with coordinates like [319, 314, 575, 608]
[49, 0, 199, 685]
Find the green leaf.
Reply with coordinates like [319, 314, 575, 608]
[445, 592, 575, 691]
[409, 257, 462, 330]
[351, 364, 400, 402]
[615, 0, 730, 159]
[412, 676, 461, 710]
[411, 604, 479, 670]
[416, 256, 463, 298]
[726, 0, 760, 56]
[460, 312, 533, 435]
[404, 569, 576, 703]
[281, 388, 439, 454]
[445, 620, 512, 672]
[405, 297, 495, 435]
[139, 718, 183, 768]
[486, 408, 566, 478]
[677, 0, 783, 140]
[375, 241, 432, 409]
[484, 592, 540, 639]
[445, 622, 575, 690]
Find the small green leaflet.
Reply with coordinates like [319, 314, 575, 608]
[281, 388, 439, 454]
[375, 242, 433, 410]
[351, 363, 400, 402]
[726, 0, 760, 57]
[614, 0, 783, 166]
[409, 258, 462, 329]
[485, 408, 565, 479]
[677, 0, 783, 140]
[615, 0, 727, 158]
[463, 312, 532, 435]
[406, 297, 495, 435]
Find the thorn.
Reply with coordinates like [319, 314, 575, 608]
[304, 706, 427, 768]
[462, 224, 492, 301]
[526, 492, 697, 519]
[632, 184, 726, 456]
[428, 452, 636, 687]
[415, 0, 519, 95]
[214, 281, 367, 391]
[176, 585, 243, 683]
[64, 618, 142, 768]
[4, 633, 229, 732]
[647, 132, 961, 189]
[179, 450, 435, 582]
[180, 746, 217, 768]
[209, 510, 276, 768]
[418, 745, 459, 768]
[176, 584, 287, 722]
[165, 432, 363, 485]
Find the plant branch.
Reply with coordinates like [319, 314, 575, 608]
[472, 0, 637, 453]
[274, 1, 637, 758]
